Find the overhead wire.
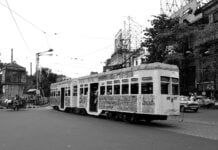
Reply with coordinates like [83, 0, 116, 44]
[0, 1, 46, 34]
[5, 0, 31, 52]
[1, 0, 54, 51]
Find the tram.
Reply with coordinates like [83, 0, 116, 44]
[50, 62, 180, 122]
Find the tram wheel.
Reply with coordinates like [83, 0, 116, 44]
[122, 114, 128, 122]
[127, 114, 136, 123]
[107, 112, 113, 120]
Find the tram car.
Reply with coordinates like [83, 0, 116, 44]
[50, 62, 180, 122]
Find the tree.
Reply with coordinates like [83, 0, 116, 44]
[40, 68, 58, 97]
[141, 14, 200, 95]
[141, 14, 179, 63]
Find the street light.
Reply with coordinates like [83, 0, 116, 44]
[36, 49, 54, 94]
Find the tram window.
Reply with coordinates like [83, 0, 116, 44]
[73, 86, 78, 96]
[114, 84, 120, 95]
[122, 84, 129, 94]
[80, 88, 83, 95]
[141, 82, 153, 94]
[161, 83, 169, 94]
[84, 87, 88, 95]
[107, 86, 112, 95]
[100, 86, 105, 95]
[58, 91, 60, 96]
[131, 83, 138, 94]
[68, 88, 71, 96]
[65, 88, 68, 96]
[172, 84, 179, 95]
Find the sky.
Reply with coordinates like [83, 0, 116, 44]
[0, 0, 160, 78]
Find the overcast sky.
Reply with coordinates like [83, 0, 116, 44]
[0, 0, 160, 78]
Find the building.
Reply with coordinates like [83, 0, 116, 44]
[1, 62, 26, 99]
[103, 26, 145, 72]
[191, 0, 218, 98]
[171, 0, 218, 98]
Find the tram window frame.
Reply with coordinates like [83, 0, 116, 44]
[131, 83, 139, 94]
[80, 88, 83, 96]
[55, 89, 57, 97]
[172, 84, 179, 95]
[161, 76, 170, 94]
[68, 87, 71, 96]
[141, 82, 153, 94]
[172, 77, 179, 95]
[84, 87, 88, 95]
[114, 84, 120, 95]
[73, 85, 78, 96]
[106, 85, 112, 95]
[122, 84, 129, 95]
[65, 87, 68, 96]
[100, 86, 105, 95]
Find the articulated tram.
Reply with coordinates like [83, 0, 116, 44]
[50, 63, 180, 122]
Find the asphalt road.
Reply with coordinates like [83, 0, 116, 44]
[0, 108, 217, 150]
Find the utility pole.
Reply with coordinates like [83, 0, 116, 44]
[36, 53, 40, 92]
[30, 62, 32, 76]
[35, 49, 53, 95]
[11, 48, 13, 63]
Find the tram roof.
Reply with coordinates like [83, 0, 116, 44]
[51, 63, 179, 86]
[78, 62, 178, 80]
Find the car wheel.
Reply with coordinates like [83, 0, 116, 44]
[194, 108, 198, 112]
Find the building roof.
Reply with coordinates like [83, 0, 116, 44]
[3, 63, 26, 71]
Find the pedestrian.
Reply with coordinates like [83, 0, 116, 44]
[13, 95, 20, 111]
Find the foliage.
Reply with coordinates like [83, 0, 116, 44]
[141, 14, 200, 65]
[26, 68, 58, 97]
[141, 14, 202, 95]
[40, 68, 58, 97]
[141, 14, 179, 63]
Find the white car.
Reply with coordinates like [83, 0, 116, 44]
[180, 96, 199, 112]
[196, 96, 215, 108]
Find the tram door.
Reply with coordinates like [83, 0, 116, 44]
[89, 83, 99, 112]
[61, 88, 65, 109]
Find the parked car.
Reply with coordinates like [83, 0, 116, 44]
[180, 96, 199, 112]
[195, 96, 215, 108]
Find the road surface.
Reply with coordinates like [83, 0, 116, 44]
[0, 108, 217, 150]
